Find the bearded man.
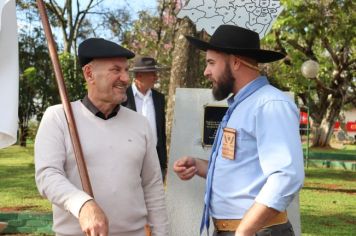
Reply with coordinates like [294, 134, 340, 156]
[173, 25, 304, 236]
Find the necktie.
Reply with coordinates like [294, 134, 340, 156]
[200, 76, 269, 235]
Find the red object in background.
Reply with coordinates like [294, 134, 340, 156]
[346, 122, 356, 132]
[299, 109, 356, 132]
[333, 121, 356, 132]
[300, 111, 308, 125]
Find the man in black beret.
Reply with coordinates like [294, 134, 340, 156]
[173, 25, 304, 236]
[35, 38, 168, 236]
[123, 56, 167, 182]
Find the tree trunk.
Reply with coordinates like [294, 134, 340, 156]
[312, 96, 343, 147]
[312, 121, 332, 147]
[166, 18, 199, 151]
[19, 122, 28, 147]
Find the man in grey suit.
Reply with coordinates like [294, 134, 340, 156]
[123, 56, 167, 182]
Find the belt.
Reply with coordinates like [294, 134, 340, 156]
[213, 211, 288, 232]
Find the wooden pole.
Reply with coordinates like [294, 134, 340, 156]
[36, 0, 94, 197]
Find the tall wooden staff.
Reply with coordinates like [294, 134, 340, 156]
[36, 0, 93, 197]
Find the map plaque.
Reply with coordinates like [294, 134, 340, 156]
[177, 0, 284, 38]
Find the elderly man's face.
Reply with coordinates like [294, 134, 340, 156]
[135, 71, 158, 89]
[87, 57, 130, 104]
[204, 50, 234, 101]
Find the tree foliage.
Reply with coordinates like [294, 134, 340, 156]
[18, 25, 59, 145]
[121, 1, 177, 95]
[263, 0, 355, 147]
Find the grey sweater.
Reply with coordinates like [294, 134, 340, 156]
[35, 101, 168, 236]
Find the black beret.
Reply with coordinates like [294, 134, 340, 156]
[78, 38, 135, 67]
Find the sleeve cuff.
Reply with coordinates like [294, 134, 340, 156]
[64, 191, 93, 218]
[255, 191, 295, 212]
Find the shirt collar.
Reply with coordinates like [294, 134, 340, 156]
[132, 83, 152, 99]
[228, 76, 268, 106]
[81, 95, 120, 120]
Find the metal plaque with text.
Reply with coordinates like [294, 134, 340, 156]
[203, 105, 228, 146]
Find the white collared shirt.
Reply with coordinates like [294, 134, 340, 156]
[132, 83, 158, 145]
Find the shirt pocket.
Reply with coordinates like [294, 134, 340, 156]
[235, 128, 256, 158]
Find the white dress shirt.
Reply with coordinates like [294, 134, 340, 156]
[132, 83, 158, 145]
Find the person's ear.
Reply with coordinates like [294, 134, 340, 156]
[83, 64, 95, 84]
[231, 55, 241, 72]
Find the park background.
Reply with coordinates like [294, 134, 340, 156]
[0, 0, 355, 235]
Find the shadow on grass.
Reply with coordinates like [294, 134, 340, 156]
[301, 213, 356, 235]
[305, 169, 356, 181]
[0, 165, 35, 189]
[303, 186, 356, 194]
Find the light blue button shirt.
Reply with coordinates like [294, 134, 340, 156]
[210, 78, 305, 219]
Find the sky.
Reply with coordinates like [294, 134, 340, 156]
[108, 0, 158, 18]
[16, 0, 159, 48]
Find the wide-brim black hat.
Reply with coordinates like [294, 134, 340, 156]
[130, 56, 165, 72]
[78, 38, 135, 67]
[186, 25, 285, 63]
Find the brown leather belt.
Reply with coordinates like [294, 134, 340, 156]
[213, 211, 288, 232]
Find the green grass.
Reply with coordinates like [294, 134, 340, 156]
[302, 144, 356, 154]
[338, 144, 356, 151]
[0, 145, 51, 212]
[300, 168, 356, 236]
[309, 146, 356, 154]
[0, 145, 356, 235]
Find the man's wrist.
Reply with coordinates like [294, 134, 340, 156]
[78, 199, 94, 218]
[235, 227, 254, 236]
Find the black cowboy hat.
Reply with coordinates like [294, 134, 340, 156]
[185, 25, 285, 63]
[130, 56, 165, 72]
[78, 38, 135, 67]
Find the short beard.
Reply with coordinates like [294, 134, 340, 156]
[119, 94, 128, 104]
[212, 63, 234, 101]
